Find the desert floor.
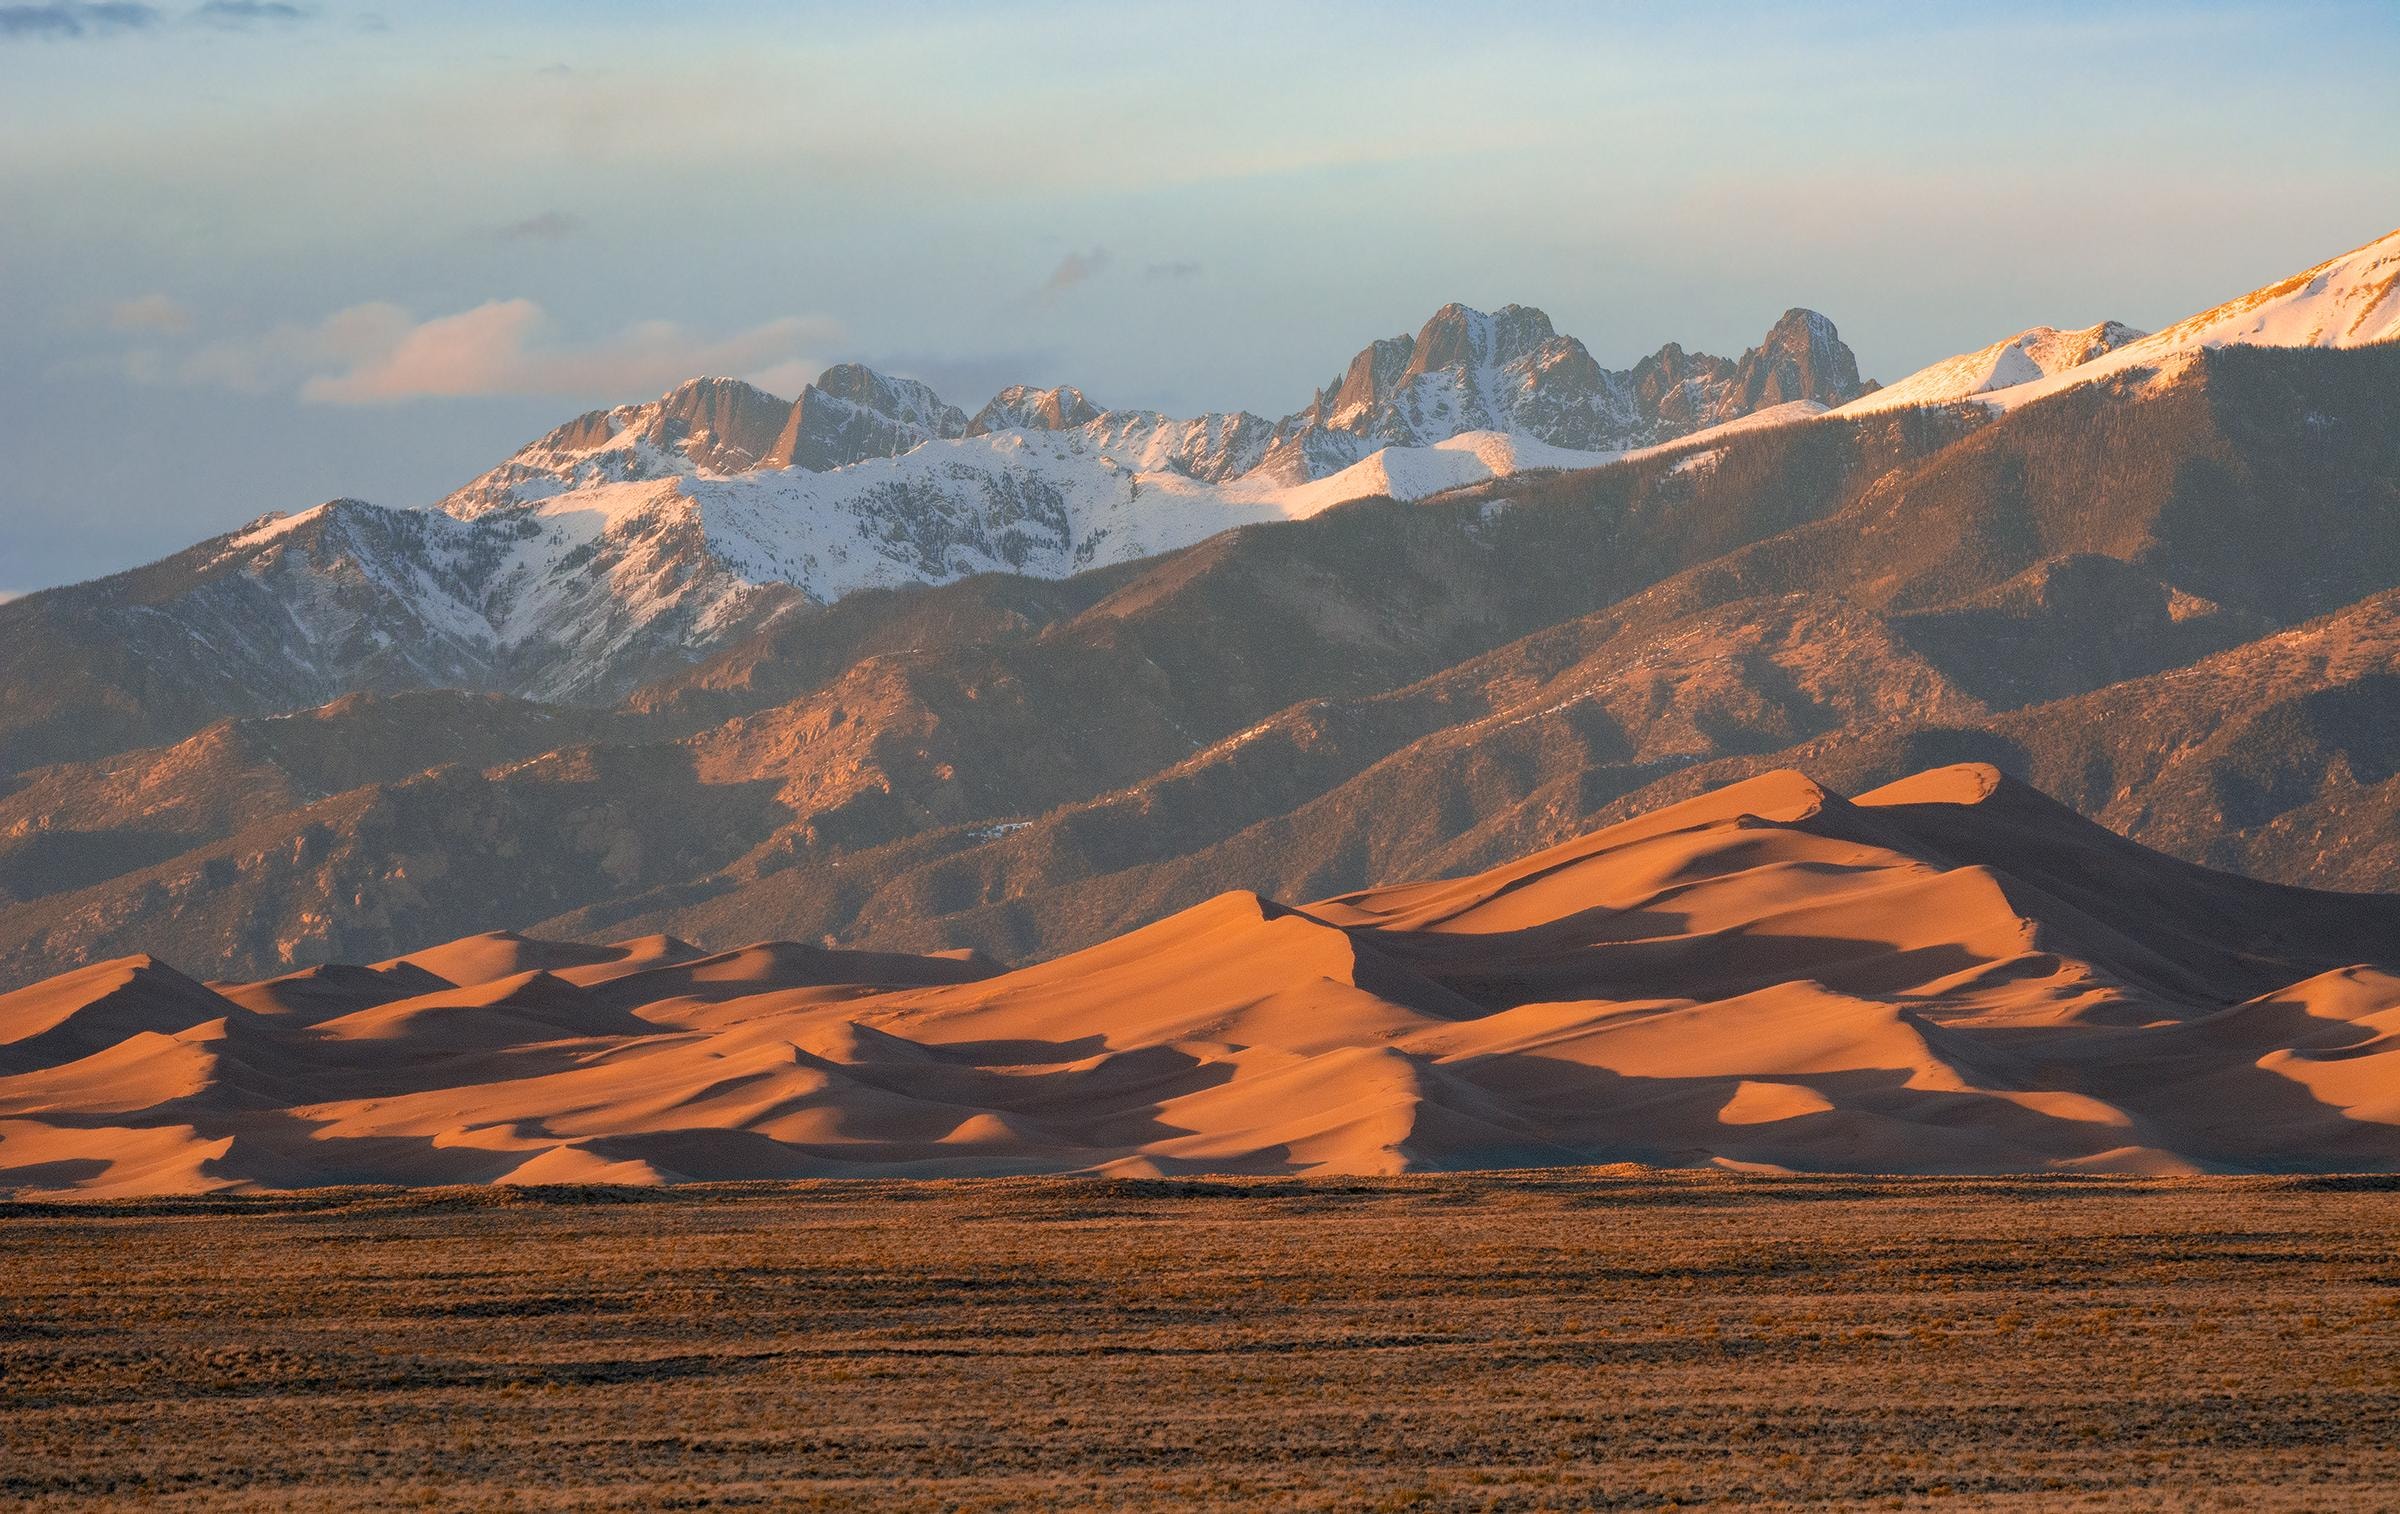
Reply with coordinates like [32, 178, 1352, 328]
[2, 1171, 2396, 1510]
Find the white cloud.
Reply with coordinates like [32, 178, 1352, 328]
[173, 302, 413, 394]
[107, 292, 194, 334]
[151, 299, 842, 404]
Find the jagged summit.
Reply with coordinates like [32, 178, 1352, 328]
[1738, 308, 1865, 410]
[440, 364, 969, 517]
[1403, 302, 1568, 378]
[808, 364, 965, 438]
[967, 384, 1102, 436]
[1254, 300, 1871, 483]
[764, 364, 968, 473]
[437, 301, 1871, 521]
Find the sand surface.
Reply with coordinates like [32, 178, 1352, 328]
[3, 1173, 2395, 1510]
[4, 763, 2399, 1195]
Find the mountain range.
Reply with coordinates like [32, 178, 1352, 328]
[0, 302, 1869, 763]
[1, 224, 2397, 1042]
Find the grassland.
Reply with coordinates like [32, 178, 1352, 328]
[2, 1171, 2396, 1510]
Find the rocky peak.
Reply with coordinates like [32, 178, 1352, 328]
[810, 365, 968, 440]
[764, 364, 968, 472]
[1257, 302, 1871, 483]
[967, 385, 1103, 436]
[1405, 302, 1561, 378]
[1323, 335, 1416, 426]
[1734, 308, 1866, 410]
[649, 377, 797, 473]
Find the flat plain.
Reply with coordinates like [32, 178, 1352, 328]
[2, 1172, 2396, 1511]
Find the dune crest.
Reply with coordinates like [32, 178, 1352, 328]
[3, 763, 2398, 1196]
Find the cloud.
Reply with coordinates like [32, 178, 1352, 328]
[108, 293, 193, 334]
[1143, 260, 1203, 282]
[218, 299, 850, 405]
[171, 302, 412, 393]
[0, 2, 160, 37]
[0, 0, 313, 37]
[1038, 248, 1110, 297]
[189, 0, 307, 26]
[486, 210, 583, 242]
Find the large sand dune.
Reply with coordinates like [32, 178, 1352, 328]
[4, 763, 2397, 1195]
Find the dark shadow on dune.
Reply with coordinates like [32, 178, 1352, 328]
[0, 1157, 113, 1190]
[582, 941, 995, 1009]
[1346, 895, 2003, 1008]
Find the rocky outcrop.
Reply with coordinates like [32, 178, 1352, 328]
[764, 365, 968, 471]
[1258, 302, 1869, 481]
[967, 385, 1103, 436]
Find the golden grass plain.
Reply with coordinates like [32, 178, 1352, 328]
[3, 1171, 2396, 1510]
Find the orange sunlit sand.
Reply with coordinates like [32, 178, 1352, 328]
[6, 763, 2394, 1197]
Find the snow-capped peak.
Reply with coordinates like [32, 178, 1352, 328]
[1842, 227, 2400, 418]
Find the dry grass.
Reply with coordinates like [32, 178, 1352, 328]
[2, 1170, 2396, 1510]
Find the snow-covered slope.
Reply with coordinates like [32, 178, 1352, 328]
[1270, 431, 1622, 515]
[1840, 322, 2147, 414]
[1844, 228, 2400, 418]
[162, 423, 1619, 705]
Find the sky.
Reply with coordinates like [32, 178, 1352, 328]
[3, 0, 2398, 594]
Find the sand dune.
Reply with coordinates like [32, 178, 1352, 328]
[3, 763, 2397, 1195]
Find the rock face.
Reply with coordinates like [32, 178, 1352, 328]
[1732, 308, 1867, 410]
[763, 365, 968, 472]
[966, 385, 1102, 435]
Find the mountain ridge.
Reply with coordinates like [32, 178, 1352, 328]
[0, 301, 1870, 769]
[4, 233, 2400, 999]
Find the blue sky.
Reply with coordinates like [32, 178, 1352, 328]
[4, 0, 2398, 591]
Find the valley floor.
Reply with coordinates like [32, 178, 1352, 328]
[3, 1172, 2396, 1510]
